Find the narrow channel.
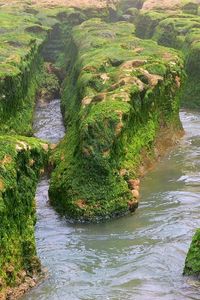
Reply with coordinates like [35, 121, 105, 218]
[23, 102, 200, 299]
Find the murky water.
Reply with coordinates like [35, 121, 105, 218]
[24, 106, 200, 300]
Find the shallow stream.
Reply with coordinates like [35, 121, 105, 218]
[23, 100, 200, 300]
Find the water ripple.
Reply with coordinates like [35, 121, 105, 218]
[22, 109, 200, 300]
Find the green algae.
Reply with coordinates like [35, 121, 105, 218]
[0, 136, 48, 291]
[0, 1, 193, 291]
[136, 11, 168, 39]
[134, 7, 200, 109]
[0, 6, 49, 135]
[0, 3, 120, 293]
[49, 19, 184, 222]
[0, 4, 68, 294]
[184, 229, 200, 276]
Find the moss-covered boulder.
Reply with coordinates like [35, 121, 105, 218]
[117, 0, 145, 15]
[0, 136, 48, 297]
[184, 229, 200, 276]
[135, 11, 167, 39]
[182, 2, 199, 15]
[0, 6, 51, 135]
[49, 19, 184, 222]
[134, 7, 200, 108]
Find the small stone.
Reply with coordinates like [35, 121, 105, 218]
[92, 93, 105, 103]
[6, 265, 14, 275]
[41, 143, 49, 152]
[100, 73, 110, 84]
[0, 277, 4, 288]
[40, 169, 45, 175]
[119, 169, 128, 177]
[82, 96, 92, 107]
[29, 159, 35, 167]
[131, 189, 140, 199]
[18, 270, 26, 280]
[0, 292, 6, 300]
[50, 144, 57, 150]
[128, 179, 140, 189]
[75, 199, 87, 209]
[0, 179, 4, 192]
[128, 199, 139, 212]
[175, 76, 181, 88]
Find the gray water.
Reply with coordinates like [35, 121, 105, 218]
[24, 103, 200, 300]
[33, 99, 65, 143]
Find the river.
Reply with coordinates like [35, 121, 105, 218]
[23, 99, 200, 300]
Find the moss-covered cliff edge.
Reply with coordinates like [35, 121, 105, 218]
[0, 136, 48, 299]
[117, 0, 200, 277]
[49, 19, 184, 222]
[0, 3, 66, 297]
[0, 2, 120, 297]
[184, 229, 200, 276]
[132, 1, 200, 108]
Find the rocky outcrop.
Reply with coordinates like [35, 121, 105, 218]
[0, 0, 192, 294]
[134, 2, 200, 108]
[49, 19, 184, 222]
[184, 229, 200, 276]
[0, 136, 48, 299]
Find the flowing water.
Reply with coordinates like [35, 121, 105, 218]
[23, 102, 200, 300]
[33, 98, 65, 144]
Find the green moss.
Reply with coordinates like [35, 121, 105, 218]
[182, 2, 199, 15]
[0, 4, 78, 293]
[134, 9, 200, 108]
[0, 136, 48, 290]
[184, 229, 200, 276]
[0, 6, 50, 135]
[49, 19, 184, 222]
[135, 11, 167, 39]
[117, 0, 146, 13]
[0, 56, 43, 136]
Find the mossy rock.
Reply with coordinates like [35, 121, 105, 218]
[0, 135, 48, 289]
[182, 2, 199, 15]
[134, 9, 200, 108]
[49, 19, 184, 222]
[135, 11, 167, 39]
[0, 6, 50, 135]
[118, 0, 145, 12]
[184, 229, 200, 276]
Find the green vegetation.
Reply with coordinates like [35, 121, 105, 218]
[0, 4, 61, 295]
[134, 5, 200, 108]
[0, 136, 48, 293]
[0, 6, 48, 135]
[184, 229, 200, 276]
[49, 19, 184, 222]
[0, 2, 119, 294]
[123, 0, 200, 278]
[0, 0, 196, 292]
